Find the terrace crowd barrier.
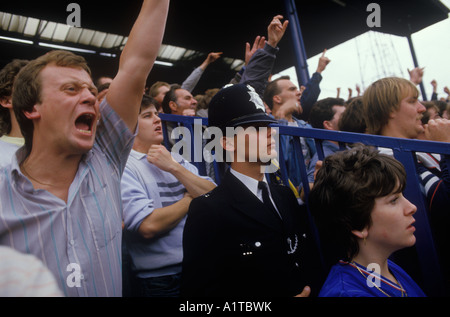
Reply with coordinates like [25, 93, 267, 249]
[160, 113, 450, 297]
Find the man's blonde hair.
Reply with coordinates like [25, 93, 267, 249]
[363, 77, 418, 135]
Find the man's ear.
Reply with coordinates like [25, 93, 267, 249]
[221, 136, 235, 152]
[221, 135, 236, 164]
[169, 101, 178, 112]
[389, 110, 397, 120]
[323, 120, 333, 130]
[273, 95, 282, 105]
[23, 105, 41, 120]
[0, 97, 12, 109]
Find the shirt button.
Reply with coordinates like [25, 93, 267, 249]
[70, 239, 75, 246]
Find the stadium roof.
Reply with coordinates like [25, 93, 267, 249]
[0, 0, 448, 94]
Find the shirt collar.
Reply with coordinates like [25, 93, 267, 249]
[129, 149, 148, 161]
[0, 135, 25, 147]
[230, 168, 268, 198]
[11, 146, 27, 176]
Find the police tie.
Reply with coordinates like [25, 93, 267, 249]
[258, 181, 282, 219]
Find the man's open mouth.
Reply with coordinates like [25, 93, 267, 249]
[75, 113, 95, 134]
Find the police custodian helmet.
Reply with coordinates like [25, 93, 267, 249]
[208, 84, 277, 132]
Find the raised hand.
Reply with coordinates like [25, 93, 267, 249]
[317, 49, 331, 73]
[267, 15, 289, 48]
[408, 67, 425, 85]
[245, 35, 266, 65]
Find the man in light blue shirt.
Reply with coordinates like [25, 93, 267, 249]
[0, 0, 170, 297]
[121, 95, 215, 297]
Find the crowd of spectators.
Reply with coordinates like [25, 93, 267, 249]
[0, 2, 449, 298]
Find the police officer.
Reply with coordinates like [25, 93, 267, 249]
[181, 84, 323, 297]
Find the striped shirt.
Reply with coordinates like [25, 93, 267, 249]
[0, 100, 135, 297]
[121, 150, 214, 278]
[379, 148, 448, 206]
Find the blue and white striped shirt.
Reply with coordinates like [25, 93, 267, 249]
[0, 100, 135, 297]
[121, 150, 214, 278]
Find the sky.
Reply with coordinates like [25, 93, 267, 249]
[274, 0, 450, 101]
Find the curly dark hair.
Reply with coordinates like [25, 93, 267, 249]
[308, 144, 407, 267]
[0, 59, 29, 136]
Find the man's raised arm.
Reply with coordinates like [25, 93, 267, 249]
[107, 0, 170, 132]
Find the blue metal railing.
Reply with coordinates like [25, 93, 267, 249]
[160, 113, 449, 296]
[274, 125, 449, 297]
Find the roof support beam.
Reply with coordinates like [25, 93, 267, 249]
[284, 0, 310, 86]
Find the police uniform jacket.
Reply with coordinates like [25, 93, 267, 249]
[181, 170, 323, 297]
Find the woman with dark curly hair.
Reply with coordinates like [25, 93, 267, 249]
[309, 145, 426, 297]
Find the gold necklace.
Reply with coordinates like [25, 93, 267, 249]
[20, 163, 55, 187]
[351, 261, 407, 297]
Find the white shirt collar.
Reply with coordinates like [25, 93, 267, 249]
[129, 149, 148, 160]
[230, 168, 268, 201]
